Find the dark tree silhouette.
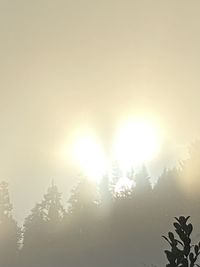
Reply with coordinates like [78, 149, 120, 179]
[110, 161, 122, 195]
[163, 216, 200, 267]
[134, 165, 152, 196]
[3, 141, 200, 267]
[0, 181, 21, 267]
[22, 182, 66, 267]
[99, 174, 112, 204]
[59, 178, 103, 267]
[181, 141, 200, 197]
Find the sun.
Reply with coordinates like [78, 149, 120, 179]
[68, 117, 162, 183]
[112, 117, 162, 172]
[71, 130, 107, 182]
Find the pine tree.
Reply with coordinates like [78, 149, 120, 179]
[66, 177, 101, 243]
[68, 178, 99, 216]
[23, 202, 47, 249]
[63, 178, 101, 267]
[23, 182, 66, 245]
[181, 141, 200, 195]
[0, 181, 21, 267]
[99, 174, 112, 205]
[134, 165, 152, 195]
[110, 161, 122, 195]
[42, 181, 66, 225]
[22, 182, 66, 267]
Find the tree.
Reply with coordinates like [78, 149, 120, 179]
[181, 141, 200, 196]
[68, 178, 100, 215]
[154, 168, 186, 218]
[134, 165, 152, 196]
[163, 216, 200, 267]
[0, 181, 21, 267]
[99, 174, 112, 206]
[42, 181, 66, 225]
[22, 182, 66, 267]
[62, 178, 102, 267]
[110, 161, 122, 195]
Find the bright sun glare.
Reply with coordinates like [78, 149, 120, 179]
[112, 118, 162, 172]
[70, 118, 162, 182]
[71, 131, 107, 182]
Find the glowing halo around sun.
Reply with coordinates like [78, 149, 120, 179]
[71, 130, 108, 183]
[112, 117, 162, 173]
[69, 117, 163, 183]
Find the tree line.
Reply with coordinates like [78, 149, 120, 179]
[1, 143, 200, 267]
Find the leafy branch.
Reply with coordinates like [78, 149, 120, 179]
[163, 216, 200, 267]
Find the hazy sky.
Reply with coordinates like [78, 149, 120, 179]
[1, 0, 200, 221]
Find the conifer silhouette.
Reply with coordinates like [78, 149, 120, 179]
[0, 181, 21, 267]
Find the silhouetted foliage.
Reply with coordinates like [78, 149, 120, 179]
[163, 216, 200, 267]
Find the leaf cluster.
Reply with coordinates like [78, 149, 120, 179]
[163, 216, 200, 267]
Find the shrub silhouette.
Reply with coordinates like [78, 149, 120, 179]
[163, 216, 200, 267]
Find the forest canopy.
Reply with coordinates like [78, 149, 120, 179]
[1, 142, 200, 267]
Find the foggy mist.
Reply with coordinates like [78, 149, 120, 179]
[1, 1, 200, 266]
